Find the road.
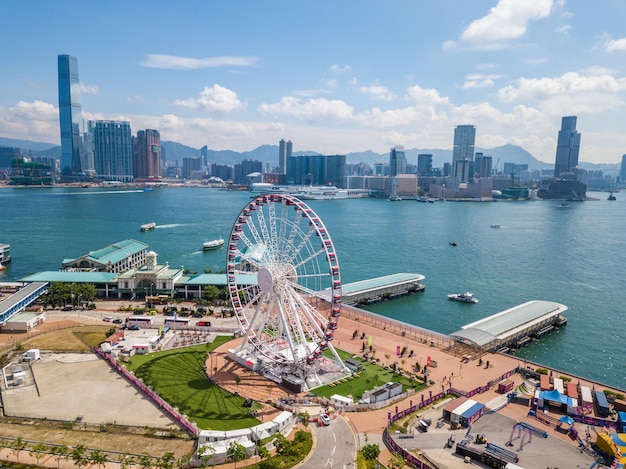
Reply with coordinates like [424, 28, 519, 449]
[302, 416, 356, 469]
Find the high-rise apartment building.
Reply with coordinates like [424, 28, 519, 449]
[278, 139, 292, 174]
[134, 129, 161, 181]
[92, 120, 134, 182]
[389, 146, 407, 177]
[620, 155, 626, 184]
[554, 116, 581, 179]
[417, 154, 433, 176]
[58, 54, 87, 179]
[452, 125, 476, 182]
[286, 154, 346, 187]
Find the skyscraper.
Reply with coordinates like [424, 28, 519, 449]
[92, 120, 134, 182]
[278, 139, 292, 174]
[554, 116, 581, 179]
[417, 154, 433, 176]
[389, 146, 407, 177]
[620, 154, 626, 184]
[134, 129, 161, 181]
[452, 125, 475, 182]
[58, 54, 86, 179]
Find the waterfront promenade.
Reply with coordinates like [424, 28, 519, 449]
[0, 301, 621, 468]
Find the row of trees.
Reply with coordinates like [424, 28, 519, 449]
[0, 437, 189, 469]
[41, 282, 97, 309]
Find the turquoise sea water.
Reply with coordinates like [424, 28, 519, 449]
[1, 187, 624, 390]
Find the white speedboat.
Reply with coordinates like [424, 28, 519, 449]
[490, 224, 501, 228]
[448, 292, 479, 303]
[203, 238, 225, 251]
[140, 222, 156, 232]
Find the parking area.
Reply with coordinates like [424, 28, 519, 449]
[1, 353, 179, 429]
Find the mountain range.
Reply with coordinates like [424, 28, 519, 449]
[1, 136, 620, 174]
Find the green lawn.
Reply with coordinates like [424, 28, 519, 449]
[127, 336, 260, 431]
[314, 348, 426, 400]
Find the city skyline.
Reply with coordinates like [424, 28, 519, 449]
[1, 1, 626, 164]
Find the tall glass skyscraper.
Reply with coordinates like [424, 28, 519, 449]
[554, 116, 581, 179]
[134, 129, 161, 181]
[92, 120, 134, 182]
[278, 139, 292, 174]
[452, 125, 476, 182]
[389, 146, 407, 177]
[58, 54, 86, 179]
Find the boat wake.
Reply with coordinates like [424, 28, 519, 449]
[58, 190, 144, 196]
[156, 224, 185, 229]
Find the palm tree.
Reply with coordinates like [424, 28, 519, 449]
[29, 441, 49, 467]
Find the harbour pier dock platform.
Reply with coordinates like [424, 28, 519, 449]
[321, 272, 425, 306]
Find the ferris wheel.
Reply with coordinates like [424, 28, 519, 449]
[226, 193, 345, 385]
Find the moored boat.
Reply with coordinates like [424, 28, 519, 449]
[140, 222, 157, 232]
[0, 243, 11, 265]
[448, 292, 478, 303]
[203, 238, 225, 251]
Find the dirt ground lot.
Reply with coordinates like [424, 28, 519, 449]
[2, 353, 179, 429]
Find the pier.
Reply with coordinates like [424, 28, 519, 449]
[321, 272, 425, 306]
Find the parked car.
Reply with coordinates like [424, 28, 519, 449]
[112, 318, 123, 324]
[103, 316, 114, 322]
[62, 305, 74, 311]
[319, 414, 331, 426]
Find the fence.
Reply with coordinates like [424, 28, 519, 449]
[92, 347, 198, 436]
[341, 305, 452, 350]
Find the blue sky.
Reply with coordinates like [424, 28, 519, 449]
[1, 0, 625, 164]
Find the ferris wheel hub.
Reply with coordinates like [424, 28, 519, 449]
[257, 267, 273, 294]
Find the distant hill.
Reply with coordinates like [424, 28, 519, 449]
[0, 136, 58, 153]
[2, 135, 619, 174]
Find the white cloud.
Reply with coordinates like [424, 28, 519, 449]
[404, 85, 451, 107]
[498, 71, 626, 103]
[80, 83, 99, 95]
[257, 96, 354, 122]
[172, 85, 245, 113]
[555, 25, 571, 35]
[359, 85, 396, 101]
[140, 54, 258, 70]
[463, 73, 503, 89]
[0, 100, 59, 143]
[330, 64, 351, 73]
[460, 0, 555, 46]
[605, 37, 626, 52]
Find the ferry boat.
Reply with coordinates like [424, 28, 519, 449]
[293, 186, 348, 200]
[608, 192, 616, 201]
[448, 292, 478, 303]
[0, 243, 11, 265]
[140, 222, 157, 232]
[203, 238, 225, 251]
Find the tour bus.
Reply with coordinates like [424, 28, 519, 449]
[164, 318, 191, 328]
[125, 316, 154, 328]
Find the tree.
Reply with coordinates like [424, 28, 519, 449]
[235, 375, 241, 392]
[273, 433, 292, 456]
[89, 449, 109, 469]
[71, 445, 88, 469]
[361, 444, 380, 461]
[119, 453, 136, 469]
[11, 436, 27, 463]
[202, 285, 221, 302]
[139, 454, 154, 469]
[227, 441, 247, 469]
[156, 452, 176, 469]
[388, 452, 405, 469]
[51, 445, 69, 469]
[29, 441, 49, 467]
[298, 410, 310, 427]
[256, 445, 270, 461]
[198, 444, 215, 468]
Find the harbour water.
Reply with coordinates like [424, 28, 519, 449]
[0, 187, 624, 390]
